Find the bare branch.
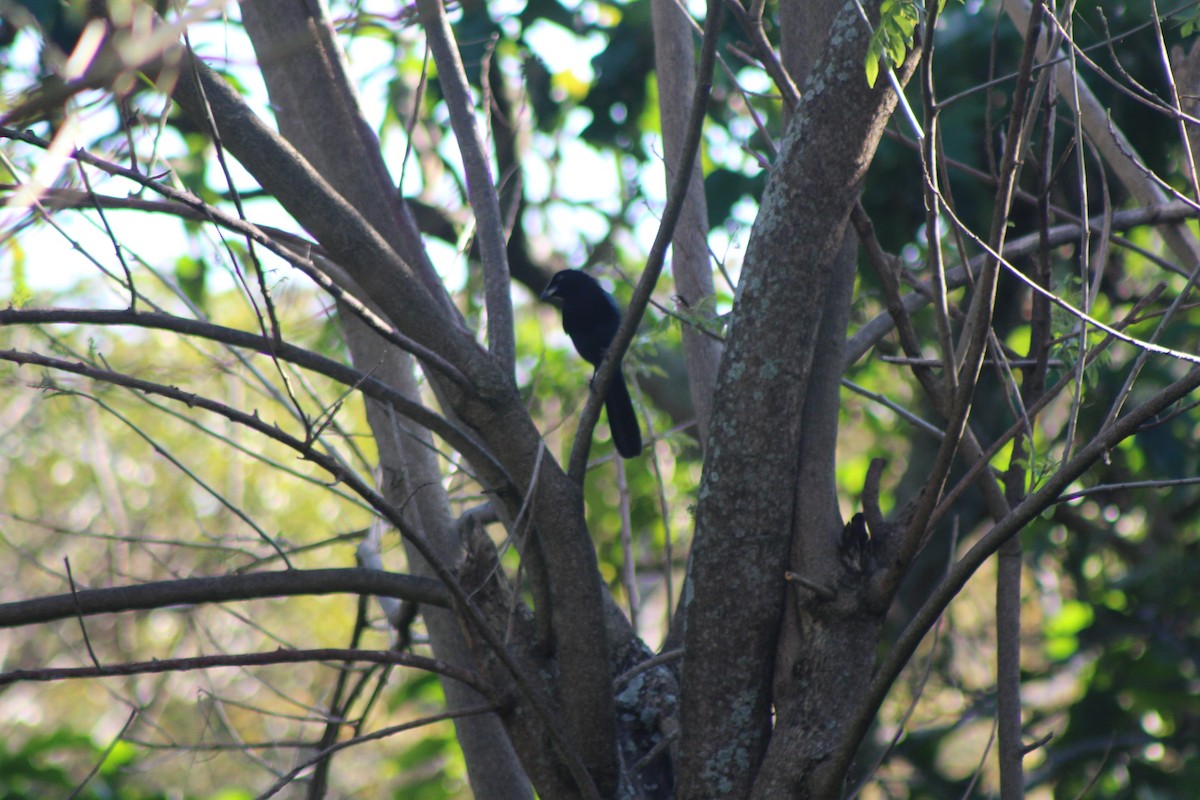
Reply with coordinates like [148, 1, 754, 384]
[568, 0, 722, 481]
[258, 702, 502, 800]
[67, 708, 139, 800]
[0, 306, 506, 487]
[833, 364, 1200, 791]
[893, 0, 1048, 581]
[0, 129, 475, 390]
[655, 0, 723, 446]
[415, 0, 516, 375]
[1, 649, 489, 696]
[844, 200, 1200, 368]
[722, 0, 800, 108]
[0, 568, 448, 630]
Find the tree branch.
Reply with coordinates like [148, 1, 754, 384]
[653, 0, 723, 447]
[824, 364, 1200, 795]
[568, 0, 722, 481]
[843, 200, 1200, 368]
[165, 40, 618, 798]
[259, 701, 502, 800]
[415, 0, 516, 376]
[0, 130, 475, 391]
[0, 568, 448, 629]
[4, 336, 610, 799]
[889, 0, 1047, 582]
[0, 305, 506, 487]
[1, 648, 489, 693]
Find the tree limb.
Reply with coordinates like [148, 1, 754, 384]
[568, 0, 721, 481]
[0, 568, 448, 629]
[415, 0, 517, 376]
[824, 364, 1200, 796]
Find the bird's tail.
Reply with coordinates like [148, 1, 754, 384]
[605, 368, 642, 459]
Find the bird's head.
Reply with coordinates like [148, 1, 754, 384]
[540, 269, 603, 305]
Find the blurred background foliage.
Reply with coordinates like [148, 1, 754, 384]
[1, 0, 1198, 796]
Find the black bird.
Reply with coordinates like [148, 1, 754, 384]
[541, 270, 643, 458]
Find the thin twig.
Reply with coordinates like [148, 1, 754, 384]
[0, 127, 475, 391]
[0, 648, 491, 694]
[0, 306, 502, 484]
[256, 702, 501, 800]
[833, 363, 1200, 790]
[613, 649, 685, 688]
[65, 708, 139, 800]
[1057, 475, 1200, 502]
[75, 158, 137, 310]
[64, 557, 103, 670]
[80, 390, 295, 566]
[840, 379, 945, 440]
[568, 0, 722, 482]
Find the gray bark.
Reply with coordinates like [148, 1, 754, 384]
[651, 0, 721, 446]
[235, 1, 530, 796]
[754, 3, 874, 794]
[677, 2, 915, 797]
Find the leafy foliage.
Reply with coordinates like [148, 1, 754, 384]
[865, 0, 921, 88]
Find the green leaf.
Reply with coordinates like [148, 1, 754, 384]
[865, 0, 921, 86]
[865, 40, 882, 88]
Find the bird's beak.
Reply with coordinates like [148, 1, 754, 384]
[540, 285, 560, 304]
